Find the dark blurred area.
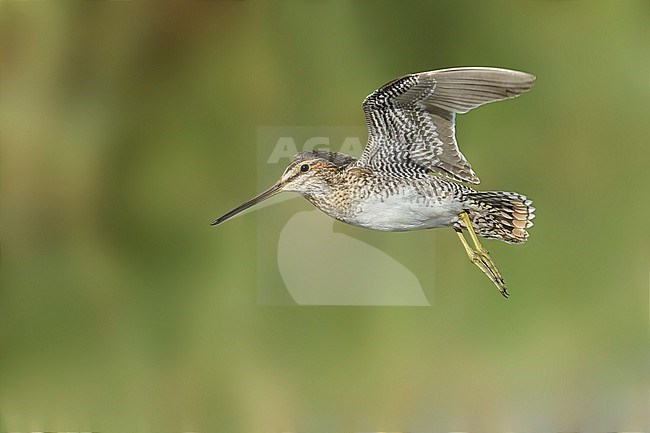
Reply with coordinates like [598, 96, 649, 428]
[1, 2, 648, 431]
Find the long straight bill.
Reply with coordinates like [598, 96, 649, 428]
[210, 183, 283, 226]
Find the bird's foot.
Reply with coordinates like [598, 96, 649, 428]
[469, 248, 509, 298]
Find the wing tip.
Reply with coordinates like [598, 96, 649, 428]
[427, 66, 536, 86]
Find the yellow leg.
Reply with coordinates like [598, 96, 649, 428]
[460, 212, 488, 253]
[456, 212, 509, 298]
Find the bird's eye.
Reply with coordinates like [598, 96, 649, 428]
[300, 164, 310, 172]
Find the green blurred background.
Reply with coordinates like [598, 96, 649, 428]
[1, 1, 648, 431]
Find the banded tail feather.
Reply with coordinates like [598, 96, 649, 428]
[464, 191, 535, 244]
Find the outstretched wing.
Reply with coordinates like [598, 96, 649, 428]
[358, 67, 535, 184]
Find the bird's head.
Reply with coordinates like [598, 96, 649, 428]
[279, 151, 348, 194]
[211, 150, 355, 226]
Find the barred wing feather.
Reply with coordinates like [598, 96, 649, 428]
[358, 67, 535, 184]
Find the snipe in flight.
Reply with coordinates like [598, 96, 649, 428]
[212, 67, 536, 297]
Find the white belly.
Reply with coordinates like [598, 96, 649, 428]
[341, 185, 464, 232]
